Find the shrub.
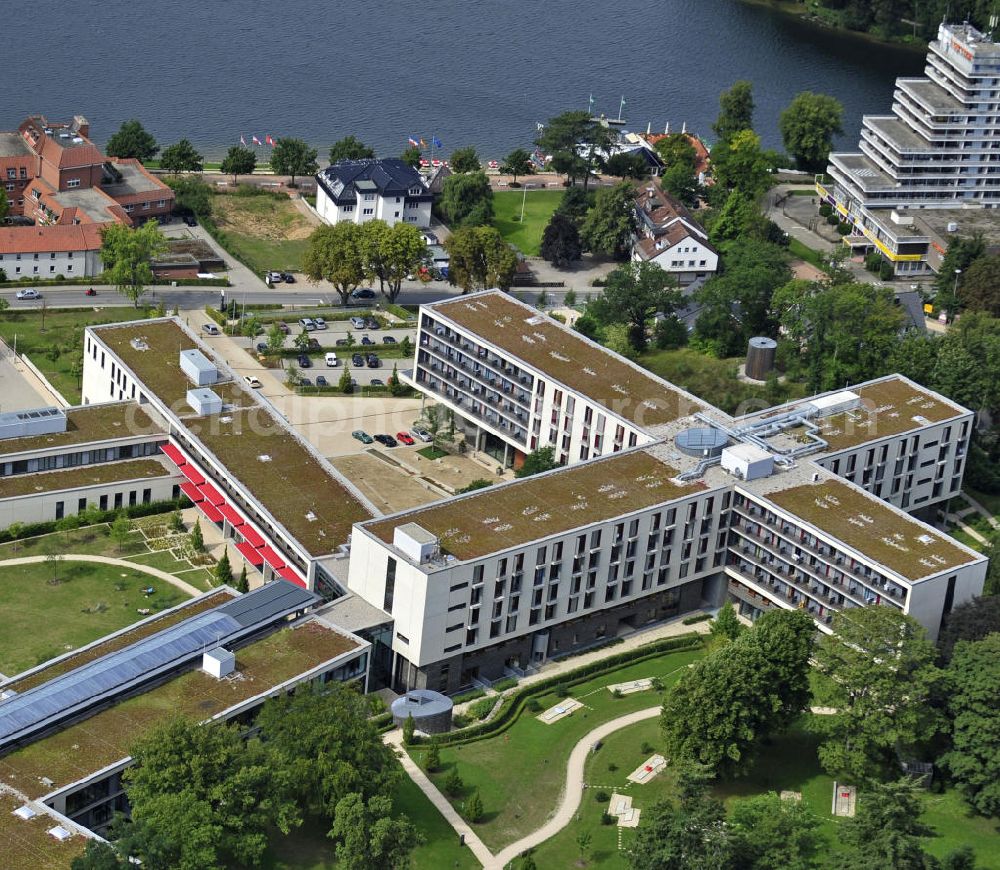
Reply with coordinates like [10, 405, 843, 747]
[608, 762, 618, 773]
[611, 688, 623, 699]
[492, 677, 518, 693]
[526, 698, 542, 713]
[682, 613, 712, 625]
[444, 770, 464, 797]
[468, 697, 496, 721]
[594, 791, 610, 803]
[600, 811, 615, 826]
[825, 214, 839, 226]
[819, 203, 833, 217]
[879, 259, 894, 281]
[836, 221, 851, 235]
[452, 688, 486, 704]
[467, 789, 484, 823]
[554, 684, 571, 698]
[641, 742, 654, 755]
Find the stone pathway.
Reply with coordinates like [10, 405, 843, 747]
[0, 554, 201, 596]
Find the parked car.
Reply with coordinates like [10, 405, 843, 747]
[15, 288, 40, 300]
[335, 338, 350, 347]
[382, 335, 397, 345]
[275, 321, 290, 334]
[201, 322, 220, 336]
[365, 317, 380, 330]
[352, 430, 374, 444]
[374, 434, 398, 447]
[266, 271, 284, 285]
[351, 353, 364, 367]
[183, 215, 198, 227]
[297, 353, 312, 368]
[325, 352, 339, 367]
[361, 335, 374, 346]
[366, 354, 381, 368]
[370, 378, 384, 386]
[305, 338, 320, 351]
[411, 427, 432, 443]
[255, 342, 268, 353]
[352, 288, 376, 300]
[396, 431, 415, 446]
[313, 317, 327, 330]
[315, 375, 328, 387]
[350, 316, 367, 329]
[299, 317, 316, 331]
[299, 377, 313, 387]
[282, 273, 295, 283]
[244, 375, 262, 388]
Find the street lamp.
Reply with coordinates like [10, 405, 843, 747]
[954, 268, 962, 296]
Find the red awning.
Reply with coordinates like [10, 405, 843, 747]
[160, 443, 187, 466]
[200, 502, 224, 524]
[258, 546, 286, 571]
[277, 566, 307, 588]
[239, 524, 265, 549]
[179, 464, 205, 486]
[199, 482, 225, 506]
[236, 541, 264, 566]
[218, 504, 244, 527]
[179, 481, 203, 503]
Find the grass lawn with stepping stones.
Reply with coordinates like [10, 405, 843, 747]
[492, 189, 564, 256]
[411, 644, 704, 851]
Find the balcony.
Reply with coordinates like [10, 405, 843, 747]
[421, 341, 531, 409]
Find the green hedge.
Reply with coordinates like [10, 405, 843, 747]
[681, 613, 712, 625]
[0, 276, 228, 289]
[384, 303, 416, 321]
[432, 634, 702, 747]
[0, 497, 189, 545]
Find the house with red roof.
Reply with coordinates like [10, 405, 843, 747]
[631, 183, 718, 287]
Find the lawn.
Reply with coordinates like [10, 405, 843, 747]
[787, 236, 827, 271]
[533, 718, 1000, 868]
[261, 767, 478, 870]
[967, 487, 1000, 522]
[211, 189, 315, 274]
[412, 645, 704, 851]
[0, 308, 145, 404]
[638, 347, 808, 416]
[492, 189, 564, 256]
[0, 559, 189, 676]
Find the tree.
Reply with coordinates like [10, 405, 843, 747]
[329, 135, 375, 164]
[589, 261, 682, 352]
[339, 363, 353, 394]
[331, 792, 422, 870]
[933, 234, 985, 315]
[937, 595, 1000, 663]
[110, 513, 132, 553]
[444, 225, 517, 293]
[402, 713, 415, 745]
[958, 253, 1000, 316]
[839, 778, 932, 870]
[6, 521, 24, 553]
[655, 133, 698, 172]
[214, 549, 233, 587]
[710, 601, 743, 643]
[159, 139, 203, 174]
[0, 186, 9, 221]
[556, 186, 593, 226]
[713, 81, 755, 143]
[220, 145, 256, 184]
[711, 129, 776, 198]
[540, 212, 583, 268]
[71, 840, 124, 869]
[121, 716, 298, 869]
[466, 789, 484, 823]
[105, 119, 159, 161]
[537, 110, 615, 189]
[606, 151, 650, 180]
[361, 220, 425, 303]
[500, 148, 533, 182]
[707, 190, 769, 245]
[661, 162, 701, 207]
[189, 518, 204, 552]
[255, 682, 400, 822]
[439, 171, 494, 227]
[303, 223, 366, 304]
[269, 137, 318, 187]
[515, 446, 558, 478]
[168, 510, 185, 533]
[266, 322, 285, 354]
[580, 181, 637, 259]
[100, 222, 168, 308]
[941, 634, 1000, 816]
[400, 145, 422, 168]
[779, 91, 845, 172]
[812, 606, 942, 782]
[575, 829, 593, 866]
[450, 146, 481, 174]
[728, 792, 821, 870]
[235, 564, 249, 594]
[443, 770, 464, 797]
[425, 739, 441, 772]
[165, 176, 212, 218]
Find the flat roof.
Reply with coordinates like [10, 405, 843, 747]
[428, 292, 703, 428]
[100, 162, 164, 197]
[365, 449, 703, 562]
[0, 791, 86, 869]
[0, 619, 361, 800]
[0, 457, 172, 500]
[50, 187, 119, 223]
[184, 407, 372, 555]
[0, 404, 160, 456]
[813, 377, 964, 452]
[0, 132, 32, 158]
[763, 478, 975, 581]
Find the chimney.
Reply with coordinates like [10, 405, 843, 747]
[71, 115, 90, 139]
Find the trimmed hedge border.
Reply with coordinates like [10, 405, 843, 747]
[682, 613, 712, 625]
[430, 633, 702, 747]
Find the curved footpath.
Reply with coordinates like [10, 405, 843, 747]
[0, 554, 201, 597]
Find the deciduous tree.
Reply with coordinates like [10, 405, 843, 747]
[938, 595, 1000, 663]
[515, 446, 558, 478]
[654, 133, 698, 172]
[536, 111, 615, 189]
[728, 792, 821, 870]
[589, 260, 682, 352]
[105, 119, 159, 161]
[713, 81, 755, 143]
[439, 171, 494, 227]
[400, 145, 422, 168]
[159, 139, 203, 174]
[540, 212, 582, 268]
[933, 234, 985, 315]
[100, 222, 168, 308]
[839, 778, 933, 870]
[219, 145, 256, 184]
[710, 602, 743, 643]
[556, 186, 593, 225]
[500, 148, 533, 182]
[269, 137, 318, 187]
[579, 181, 637, 259]
[361, 220, 425, 303]
[0, 186, 10, 221]
[958, 253, 1000, 316]
[711, 129, 776, 198]
[331, 793, 422, 870]
[779, 91, 845, 172]
[444, 225, 516, 292]
[303, 223, 366, 304]
[165, 176, 212, 218]
[450, 146, 481, 174]
[329, 135, 375, 163]
[606, 151, 650, 179]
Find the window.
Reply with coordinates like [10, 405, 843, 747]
[395, 632, 409, 644]
[363, 193, 375, 201]
[343, 204, 355, 212]
[141, 201, 150, 210]
[363, 207, 374, 215]
[383, 557, 397, 611]
[67, 178, 81, 188]
[5, 169, 13, 180]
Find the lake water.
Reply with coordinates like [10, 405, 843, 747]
[5, 0, 924, 159]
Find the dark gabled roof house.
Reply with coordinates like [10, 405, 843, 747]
[316, 158, 432, 205]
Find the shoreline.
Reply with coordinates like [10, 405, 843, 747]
[734, 0, 927, 53]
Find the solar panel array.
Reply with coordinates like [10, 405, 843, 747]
[217, 579, 319, 627]
[0, 612, 242, 744]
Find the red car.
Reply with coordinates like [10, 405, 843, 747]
[396, 431, 415, 446]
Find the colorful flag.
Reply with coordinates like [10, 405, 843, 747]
[432, 136, 443, 148]
[240, 134, 246, 146]
[266, 135, 275, 146]
[407, 137, 419, 148]
[252, 135, 262, 145]
[419, 138, 427, 148]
